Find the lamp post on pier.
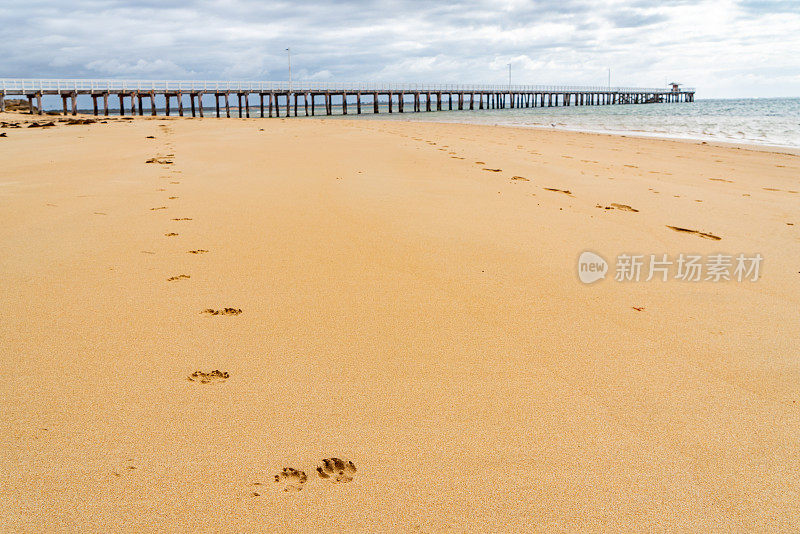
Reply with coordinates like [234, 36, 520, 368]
[286, 47, 292, 91]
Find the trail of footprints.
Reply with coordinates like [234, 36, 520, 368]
[144, 124, 243, 388]
[117, 123, 362, 493]
[402, 132, 722, 240]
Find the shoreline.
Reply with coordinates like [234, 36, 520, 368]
[343, 114, 800, 155]
[344, 115, 800, 154]
[6, 107, 800, 155]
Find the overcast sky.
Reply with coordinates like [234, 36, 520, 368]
[1, 0, 798, 98]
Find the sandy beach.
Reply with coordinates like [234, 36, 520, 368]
[1, 113, 799, 531]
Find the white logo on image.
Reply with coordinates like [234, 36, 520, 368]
[578, 251, 608, 284]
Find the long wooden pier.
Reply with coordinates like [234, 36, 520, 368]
[0, 79, 695, 117]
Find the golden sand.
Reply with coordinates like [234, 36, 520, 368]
[1, 113, 799, 531]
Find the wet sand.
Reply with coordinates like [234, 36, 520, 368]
[1, 113, 799, 531]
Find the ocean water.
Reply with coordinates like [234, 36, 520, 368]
[350, 98, 800, 149]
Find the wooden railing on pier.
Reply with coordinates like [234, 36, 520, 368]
[0, 79, 695, 117]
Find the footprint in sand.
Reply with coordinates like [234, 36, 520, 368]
[274, 468, 308, 491]
[202, 308, 242, 316]
[165, 232, 179, 236]
[145, 157, 173, 165]
[482, 168, 502, 172]
[764, 187, 799, 193]
[187, 249, 208, 254]
[249, 482, 264, 496]
[150, 206, 167, 211]
[544, 187, 572, 196]
[511, 176, 529, 181]
[316, 458, 357, 483]
[167, 274, 190, 282]
[187, 370, 229, 384]
[111, 458, 138, 477]
[610, 203, 639, 212]
[666, 226, 721, 241]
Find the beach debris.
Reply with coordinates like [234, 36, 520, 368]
[2, 98, 38, 113]
[167, 274, 190, 282]
[171, 217, 192, 221]
[482, 168, 502, 172]
[274, 468, 307, 491]
[202, 308, 242, 316]
[316, 458, 357, 483]
[633, 306, 645, 311]
[164, 232, 179, 236]
[666, 226, 721, 241]
[187, 370, 229, 384]
[187, 249, 208, 254]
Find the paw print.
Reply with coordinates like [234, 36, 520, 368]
[316, 458, 356, 483]
[274, 467, 307, 491]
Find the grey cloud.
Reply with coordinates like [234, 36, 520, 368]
[605, 11, 667, 28]
[737, 0, 800, 14]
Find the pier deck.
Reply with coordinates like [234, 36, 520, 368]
[1, 80, 695, 117]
